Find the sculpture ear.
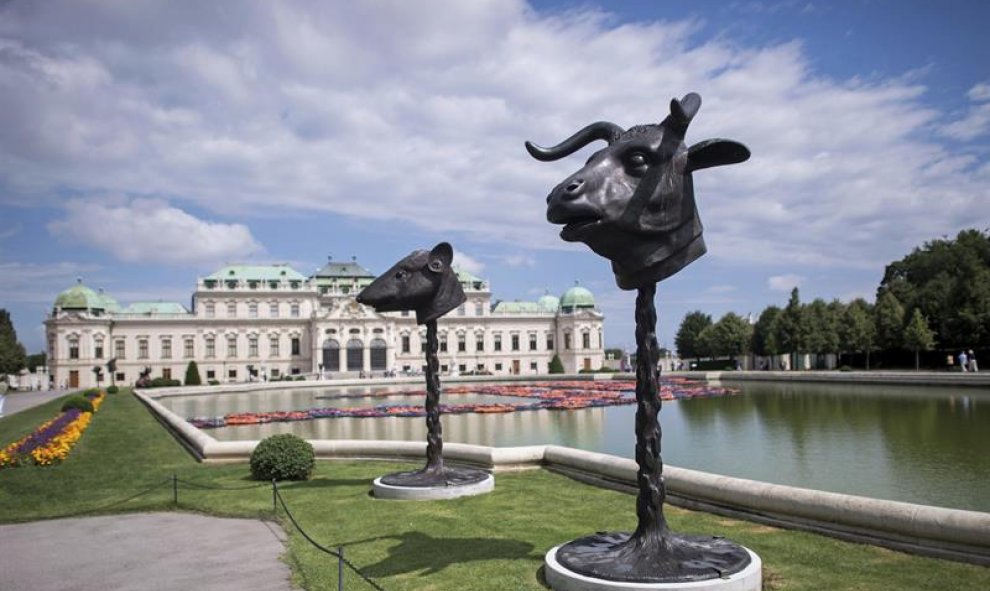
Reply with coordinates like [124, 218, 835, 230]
[428, 242, 454, 273]
[687, 139, 750, 172]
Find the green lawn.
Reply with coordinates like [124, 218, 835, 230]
[1, 390, 987, 590]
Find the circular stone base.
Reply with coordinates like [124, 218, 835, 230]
[545, 544, 761, 591]
[373, 472, 494, 500]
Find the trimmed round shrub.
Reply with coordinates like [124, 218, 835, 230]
[250, 434, 315, 481]
[61, 395, 95, 414]
[106, 385, 119, 394]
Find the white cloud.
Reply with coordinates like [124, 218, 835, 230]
[967, 82, 990, 102]
[768, 274, 803, 291]
[452, 250, 485, 276]
[942, 82, 990, 141]
[0, 261, 102, 303]
[0, 0, 985, 275]
[47, 198, 264, 266]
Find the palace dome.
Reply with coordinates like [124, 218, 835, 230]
[537, 293, 560, 312]
[54, 280, 106, 312]
[559, 284, 595, 312]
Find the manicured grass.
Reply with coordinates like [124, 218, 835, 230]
[1, 390, 988, 590]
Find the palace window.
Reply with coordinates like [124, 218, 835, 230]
[401, 335, 410, 354]
[184, 338, 194, 358]
[161, 338, 172, 359]
[162, 368, 172, 380]
[206, 370, 216, 380]
[68, 337, 79, 360]
[529, 334, 537, 351]
[248, 303, 258, 318]
[565, 333, 572, 350]
[291, 303, 300, 318]
[248, 335, 259, 357]
[475, 302, 484, 316]
[494, 334, 502, 352]
[115, 339, 126, 359]
[530, 362, 538, 372]
[227, 302, 236, 317]
[270, 336, 280, 357]
[476, 336, 484, 352]
[205, 337, 216, 359]
[94, 339, 104, 360]
[546, 334, 554, 350]
[227, 336, 237, 358]
[439, 334, 448, 353]
[138, 339, 149, 359]
[291, 337, 301, 356]
[511, 334, 520, 351]
[205, 303, 215, 318]
[582, 332, 590, 349]
[457, 334, 466, 353]
[270, 303, 279, 318]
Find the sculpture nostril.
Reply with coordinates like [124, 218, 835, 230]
[565, 179, 584, 194]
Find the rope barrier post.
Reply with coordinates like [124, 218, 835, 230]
[338, 546, 344, 591]
[172, 473, 178, 506]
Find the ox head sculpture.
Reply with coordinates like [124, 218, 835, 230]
[526, 93, 750, 289]
[356, 242, 466, 324]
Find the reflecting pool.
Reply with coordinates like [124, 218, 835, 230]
[156, 380, 990, 512]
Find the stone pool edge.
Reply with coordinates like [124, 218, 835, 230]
[135, 388, 989, 566]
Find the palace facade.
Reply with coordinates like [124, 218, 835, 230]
[45, 259, 605, 389]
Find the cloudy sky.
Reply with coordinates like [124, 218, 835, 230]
[1, 0, 988, 354]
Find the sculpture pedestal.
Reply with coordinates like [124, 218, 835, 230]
[372, 467, 494, 500]
[545, 540, 761, 591]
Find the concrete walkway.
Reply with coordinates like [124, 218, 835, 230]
[0, 388, 74, 417]
[0, 512, 294, 591]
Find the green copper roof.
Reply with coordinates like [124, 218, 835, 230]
[96, 289, 122, 313]
[454, 267, 483, 283]
[560, 284, 596, 310]
[537, 293, 560, 312]
[492, 300, 541, 314]
[122, 302, 189, 314]
[54, 280, 105, 311]
[313, 259, 375, 279]
[206, 264, 306, 282]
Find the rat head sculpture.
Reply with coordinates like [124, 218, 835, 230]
[526, 93, 750, 289]
[356, 242, 466, 324]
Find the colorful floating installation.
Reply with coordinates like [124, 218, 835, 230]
[189, 379, 739, 430]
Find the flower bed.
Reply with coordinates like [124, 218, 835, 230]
[190, 379, 740, 429]
[0, 389, 106, 468]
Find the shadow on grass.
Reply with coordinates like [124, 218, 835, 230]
[277, 477, 373, 489]
[344, 531, 539, 576]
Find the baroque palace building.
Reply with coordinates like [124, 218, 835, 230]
[45, 259, 605, 389]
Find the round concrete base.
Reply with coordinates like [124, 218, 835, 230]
[544, 545, 761, 591]
[372, 473, 495, 500]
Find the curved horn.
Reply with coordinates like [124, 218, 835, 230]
[666, 92, 702, 138]
[525, 121, 625, 162]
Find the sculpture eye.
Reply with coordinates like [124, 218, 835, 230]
[625, 151, 649, 173]
[395, 270, 407, 280]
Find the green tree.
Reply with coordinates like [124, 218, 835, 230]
[839, 299, 877, 369]
[751, 306, 782, 361]
[675, 311, 712, 360]
[903, 308, 936, 370]
[696, 324, 717, 360]
[805, 298, 840, 368]
[880, 228, 990, 349]
[775, 288, 811, 368]
[0, 309, 27, 375]
[25, 351, 48, 372]
[184, 360, 202, 385]
[548, 354, 565, 374]
[710, 312, 753, 361]
[874, 289, 905, 351]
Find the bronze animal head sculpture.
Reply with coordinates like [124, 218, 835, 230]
[526, 93, 750, 289]
[356, 242, 466, 324]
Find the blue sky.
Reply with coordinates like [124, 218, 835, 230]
[1, 0, 988, 354]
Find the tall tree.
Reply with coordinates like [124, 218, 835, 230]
[874, 289, 906, 351]
[775, 288, 810, 367]
[840, 299, 877, 370]
[710, 312, 753, 361]
[805, 298, 840, 367]
[903, 309, 936, 370]
[880, 228, 990, 349]
[752, 306, 782, 369]
[696, 324, 717, 360]
[184, 360, 202, 386]
[0, 309, 27, 375]
[675, 311, 713, 361]
[25, 351, 48, 372]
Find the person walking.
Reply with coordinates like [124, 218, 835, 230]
[958, 350, 969, 372]
[968, 350, 979, 372]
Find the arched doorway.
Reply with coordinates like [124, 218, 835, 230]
[346, 339, 363, 371]
[370, 338, 387, 371]
[322, 339, 340, 372]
